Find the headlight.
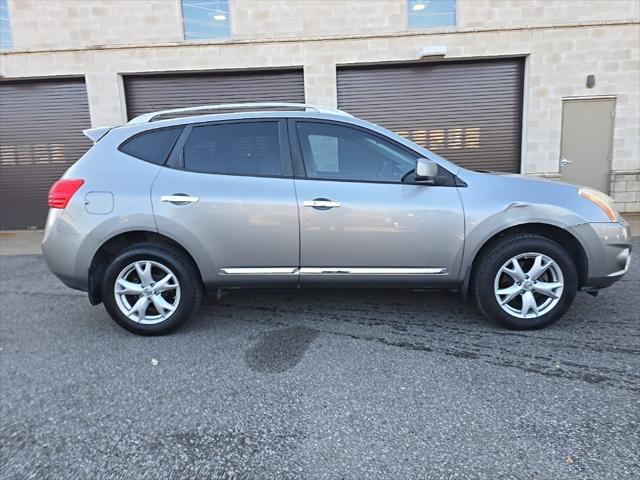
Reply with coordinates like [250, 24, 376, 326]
[578, 187, 619, 222]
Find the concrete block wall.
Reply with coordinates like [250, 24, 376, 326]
[1, 0, 639, 211]
[232, 0, 406, 39]
[611, 171, 640, 213]
[7, 0, 640, 50]
[522, 25, 640, 176]
[7, 0, 183, 50]
[458, 0, 640, 28]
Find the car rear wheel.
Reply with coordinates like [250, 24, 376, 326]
[473, 234, 577, 330]
[101, 243, 202, 335]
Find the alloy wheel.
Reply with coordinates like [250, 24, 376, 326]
[113, 260, 181, 324]
[493, 252, 564, 319]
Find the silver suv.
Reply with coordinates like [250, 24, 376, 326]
[42, 103, 632, 335]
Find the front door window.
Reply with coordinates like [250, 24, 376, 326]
[296, 122, 417, 183]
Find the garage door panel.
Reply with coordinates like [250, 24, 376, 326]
[0, 79, 92, 230]
[361, 111, 522, 122]
[341, 65, 522, 80]
[339, 88, 522, 99]
[124, 69, 305, 120]
[337, 59, 524, 173]
[339, 75, 522, 88]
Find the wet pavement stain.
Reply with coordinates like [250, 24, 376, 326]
[245, 326, 320, 373]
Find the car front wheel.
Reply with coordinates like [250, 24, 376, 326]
[473, 234, 578, 330]
[101, 243, 202, 335]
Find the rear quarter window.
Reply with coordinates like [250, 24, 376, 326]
[119, 126, 183, 165]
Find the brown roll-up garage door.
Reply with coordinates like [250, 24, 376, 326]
[124, 69, 305, 120]
[337, 59, 524, 172]
[0, 78, 92, 230]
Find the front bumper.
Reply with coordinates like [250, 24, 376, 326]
[569, 221, 632, 290]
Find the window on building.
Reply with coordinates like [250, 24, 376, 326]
[183, 122, 283, 176]
[0, 0, 12, 50]
[408, 0, 456, 29]
[181, 0, 230, 40]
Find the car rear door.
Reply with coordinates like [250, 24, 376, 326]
[290, 119, 465, 287]
[151, 119, 300, 287]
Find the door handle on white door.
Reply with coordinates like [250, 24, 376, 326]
[303, 199, 341, 208]
[560, 158, 572, 166]
[160, 194, 199, 204]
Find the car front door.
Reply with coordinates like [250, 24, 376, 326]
[151, 119, 299, 287]
[290, 119, 465, 286]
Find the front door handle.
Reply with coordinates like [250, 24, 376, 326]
[303, 199, 341, 209]
[161, 194, 199, 205]
[560, 157, 572, 166]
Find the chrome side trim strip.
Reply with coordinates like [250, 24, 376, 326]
[220, 267, 299, 275]
[219, 267, 447, 275]
[300, 267, 447, 275]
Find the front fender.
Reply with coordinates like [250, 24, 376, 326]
[456, 203, 588, 300]
[461, 202, 587, 276]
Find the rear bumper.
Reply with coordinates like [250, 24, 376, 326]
[569, 221, 632, 290]
[41, 209, 92, 292]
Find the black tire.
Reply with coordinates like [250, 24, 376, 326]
[101, 243, 202, 335]
[472, 234, 577, 330]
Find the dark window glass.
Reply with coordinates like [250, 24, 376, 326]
[296, 122, 417, 182]
[120, 127, 182, 165]
[183, 122, 282, 176]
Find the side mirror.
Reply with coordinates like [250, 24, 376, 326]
[415, 157, 438, 183]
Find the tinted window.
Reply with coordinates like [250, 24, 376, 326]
[120, 127, 182, 165]
[296, 122, 417, 182]
[183, 122, 282, 176]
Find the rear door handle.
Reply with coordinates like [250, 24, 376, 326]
[303, 199, 341, 209]
[560, 158, 572, 166]
[160, 194, 199, 204]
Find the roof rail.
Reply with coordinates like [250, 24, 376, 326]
[127, 102, 352, 124]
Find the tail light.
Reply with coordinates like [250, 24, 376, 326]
[48, 179, 84, 209]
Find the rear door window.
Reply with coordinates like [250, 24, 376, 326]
[182, 121, 283, 176]
[119, 126, 183, 165]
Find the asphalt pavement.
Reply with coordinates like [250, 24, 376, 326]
[1, 239, 638, 480]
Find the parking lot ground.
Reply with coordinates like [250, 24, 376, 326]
[0, 239, 638, 480]
[0, 230, 42, 256]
